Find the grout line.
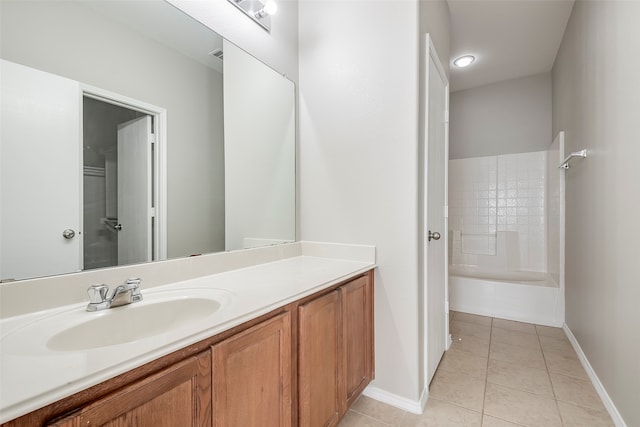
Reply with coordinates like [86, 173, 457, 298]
[481, 316, 493, 421]
[537, 323, 565, 426]
[484, 379, 557, 400]
[545, 365, 590, 382]
[491, 324, 538, 335]
[428, 396, 484, 415]
[343, 410, 395, 427]
[483, 414, 529, 427]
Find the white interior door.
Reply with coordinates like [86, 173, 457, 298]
[117, 116, 153, 265]
[0, 60, 81, 281]
[425, 37, 450, 384]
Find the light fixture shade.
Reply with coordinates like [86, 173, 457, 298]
[263, 0, 278, 15]
[227, 0, 276, 32]
[453, 55, 476, 68]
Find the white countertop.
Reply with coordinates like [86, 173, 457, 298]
[0, 252, 375, 423]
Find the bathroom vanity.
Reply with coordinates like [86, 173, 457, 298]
[0, 244, 375, 427]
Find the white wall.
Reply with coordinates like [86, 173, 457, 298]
[552, 2, 640, 425]
[450, 73, 552, 159]
[300, 0, 450, 406]
[419, 0, 451, 80]
[223, 41, 296, 251]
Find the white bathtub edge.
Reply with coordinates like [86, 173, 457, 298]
[449, 275, 563, 327]
[563, 324, 628, 427]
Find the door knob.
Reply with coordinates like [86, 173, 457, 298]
[428, 230, 441, 242]
[62, 229, 76, 239]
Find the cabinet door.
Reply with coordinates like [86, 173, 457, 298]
[342, 275, 374, 410]
[212, 312, 292, 427]
[298, 290, 341, 427]
[48, 352, 211, 427]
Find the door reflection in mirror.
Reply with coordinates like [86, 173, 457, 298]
[83, 97, 151, 270]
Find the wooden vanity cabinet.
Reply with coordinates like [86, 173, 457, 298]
[47, 351, 211, 427]
[341, 274, 374, 410]
[298, 272, 374, 427]
[298, 290, 341, 427]
[211, 312, 291, 427]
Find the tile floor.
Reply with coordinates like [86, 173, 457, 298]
[338, 311, 614, 427]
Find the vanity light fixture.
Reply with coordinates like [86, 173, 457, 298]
[228, 0, 277, 32]
[255, 0, 278, 18]
[453, 55, 476, 68]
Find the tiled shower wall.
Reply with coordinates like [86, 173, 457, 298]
[449, 151, 548, 272]
[448, 157, 498, 256]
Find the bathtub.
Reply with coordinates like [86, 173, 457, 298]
[449, 265, 563, 326]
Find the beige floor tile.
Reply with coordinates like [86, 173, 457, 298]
[429, 369, 486, 412]
[557, 401, 615, 427]
[484, 383, 562, 427]
[489, 341, 547, 370]
[487, 358, 553, 397]
[351, 396, 405, 425]
[492, 319, 537, 335]
[450, 334, 491, 358]
[437, 349, 488, 380]
[453, 312, 493, 327]
[543, 350, 588, 380]
[539, 334, 575, 357]
[535, 325, 567, 340]
[450, 320, 491, 342]
[550, 372, 606, 410]
[491, 327, 541, 350]
[482, 415, 525, 426]
[399, 398, 482, 427]
[338, 410, 392, 427]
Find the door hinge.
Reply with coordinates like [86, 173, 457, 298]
[443, 205, 448, 218]
[150, 134, 156, 145]
[150, 207, 156, 218]
[444, 110, 449, 123]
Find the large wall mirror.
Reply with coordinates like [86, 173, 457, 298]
[0, 0, 295, 282]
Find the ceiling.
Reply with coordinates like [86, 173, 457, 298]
[447, 0, 575, 92]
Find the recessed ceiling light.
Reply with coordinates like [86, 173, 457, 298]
[453, 55, 476, 68]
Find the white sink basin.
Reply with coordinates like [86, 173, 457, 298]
[48, 297, 222, 351]
[2, 288, 233, 354]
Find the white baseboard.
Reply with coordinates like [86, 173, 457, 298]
[563, 324, 628, 427]
[362, 384, 427, 414]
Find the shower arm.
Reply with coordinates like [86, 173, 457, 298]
[558, 149, 587, 170]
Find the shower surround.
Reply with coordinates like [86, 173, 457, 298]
[448, 145, 564, 326]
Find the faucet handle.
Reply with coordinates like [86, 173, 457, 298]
[125, 278, 141, 287]
[125, 278, 143, 303]
[87, 284, 109, 303]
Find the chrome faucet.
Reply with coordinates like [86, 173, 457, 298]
[86, 278, 143, 312]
